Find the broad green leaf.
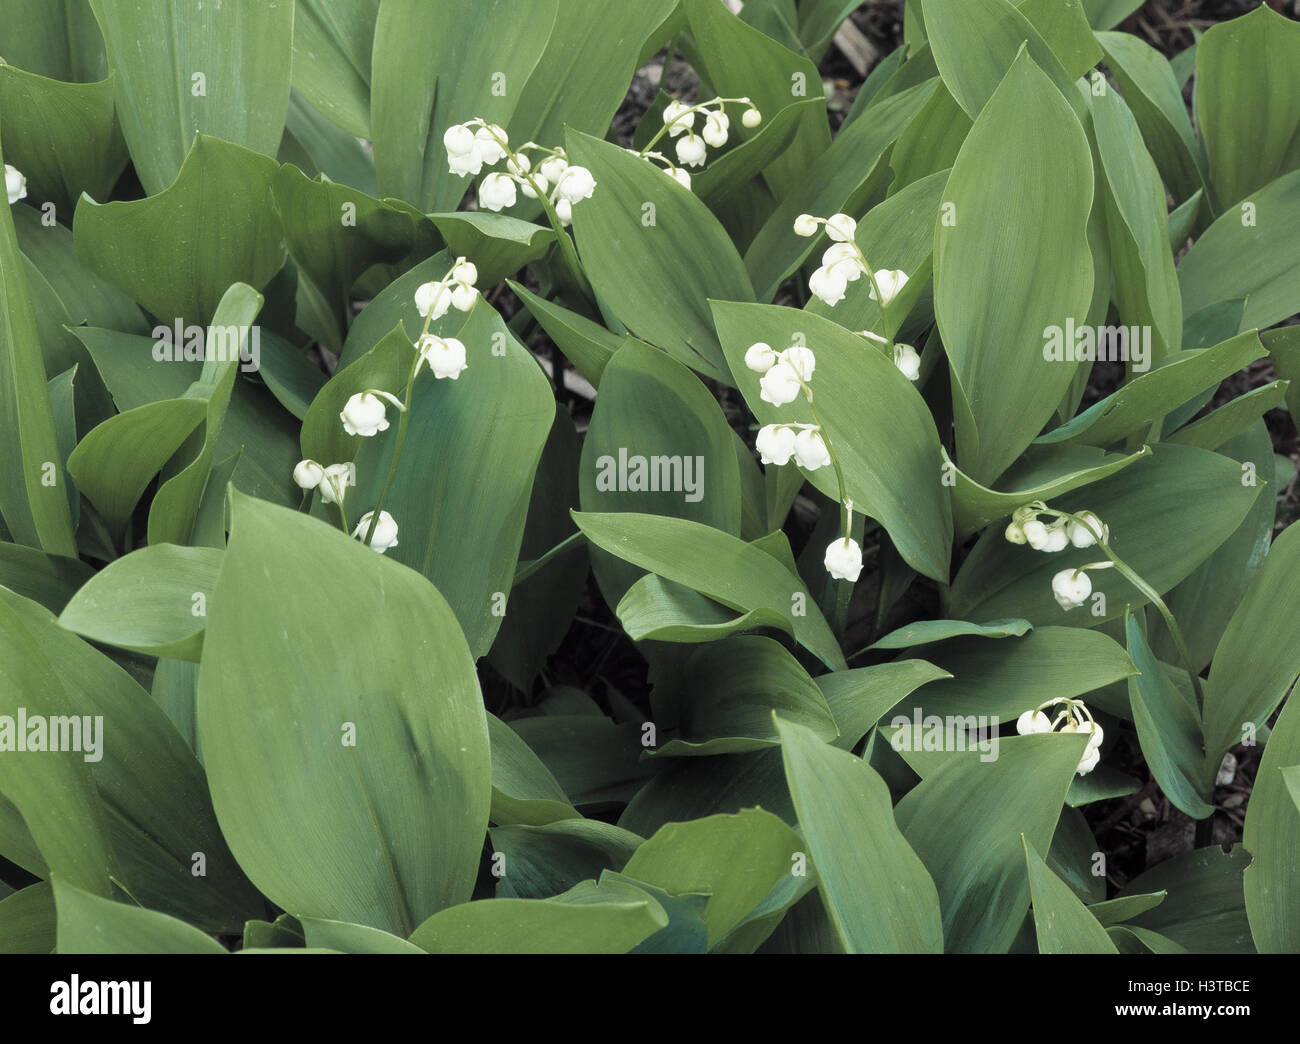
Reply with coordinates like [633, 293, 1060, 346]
[0, 882, 55, 954]
[0, 0, 107, 82]
[1203, 522, 1300, 788]
[615, 574, 792, 644]
[777, 718, 943, 953]
[1176, 170, 1300, 334]
[1195, 5, 1300, 209]
[621, 808, 806, 949]
[0, 131, 77, 556]
[0, 541, 93, 614]
[1097, 31, 1207, 205]
[58, 545, 220, 662]
[868, 618, 1031, 651]
[0, 65, 125, 214]
[650, 636, 838, 757]
[370, 0, 555, 212]
[66, 398, 208, 534]
[713, 302, 953, 583]
[1022, 835, 1117, 953]
[1037, 332, 1265, 447]
[290, 0, 378, 139]
[350, 302, 554, 658]
[950, 444, 1261, 627]
[507, 715, 655, 809]
[682, 0, 830, 199]
[578, 338, 742, 606]
[74, 135, 285, 328]
[1121, 846, 1253, 953]
[1165, 382, 1289, 451]
[892, 626, 1135, 723]
[887, 85, 968, 191]
[1015, 0, 1102, 78]
[280, 88, 377, 197]
[89, 0, 294, 195]
[573, 511, 845, 670]
[896, 733, 1086, 952]
[1093, 87, 1181, 359]
[1083, 0, 1143, 30]
[489, 819, 642, 900]
[254, 328, 327, 422]
[691, 99, 821, 206]
[742, 80, 936, 301]
[54, 878, 225, 954]
[409, 879, 666, 954]
[567, 129, 753, 384]
[428, 212, 554, 288]
[487, 713, 580, 827]
[818, 660, 953, 751]
[297, 917, 424, 955]
[1125, 613, 1213, 819]
[197, 492, 491, 937]
[1087, 891, 1167, 926]
[0, 586, 263, 931]
[508, 281, 617, 388]
[601, 871, 709, 955]
[934, 48, 1093, 485]
[1242, 691, 1300, 953]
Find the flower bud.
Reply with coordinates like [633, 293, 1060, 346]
[1051, 568, 1092, 610]
[744, 341, 777, 373]
[670, 167, 692, 191]
[824, 537, 863, 582]
[755, 424, 796, 466]
[793, 213, 819, 237]
[5, 164, 28, 205]
[293, 459, 324, 490]
[443, 124, 476, 156]
[354, 510, 400, 553]
[793, 427, 831, 470]
[450, 283, 477, 312]
[540, 155, 569, 183]
[701, 111, 729, 148]
[1042, 526, 1070, 552]
[1022, 520, 1049, 549]
[478, 171, 517, 212]
[555, 198, 573, 226]
[742, 107, 762, 128]
[1004, 521, 1027, 545]
[451, 260, 478, 286]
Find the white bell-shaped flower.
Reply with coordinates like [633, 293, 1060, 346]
[780, 345, 816, 381]
[824, 536, 863, 582]
[759, 361, 802, 406]
[869, 269, 909, 305]
[744, 342, 777, 373]
[670, 167, 692, 190]
[539, 154, 569, 183]
[755, 424, 796, 466]
[1042, 526, 1070, 552]
[1076, 746, 1101, 776]
[823, 242, 865, 282]
[318, 463, 355, 505]
[354, 510, 400, 553]
[808, 265, 847, 306]
[340, 392, 392, 437]
[292, 459, 324, 490]
[675, 133, 707, 167]
[478, 171, 517, 212]
[1004, 521, 1027, 545]
[5, 164, 27, 205]
[556, 165, 597, 203]
[1067, 510, 1106, 548]
[824, 213, 856, 242]
[893, 343, 921, 381]
[416, 334, 468, 380]
[1016, 709, 1053, 734]
[415, 280, 453, 320]
[663, 100, 694, 136]
[1052, 568, 1092, 610]
[701, 111, 729, 148]
[793, 427, 831, 470]
[742, 106, 762, 128]
[793, 213, 819, 237]
[474, 124, 508, 165]
[555, 198, 573, 226]
[1022, 520, 1049, 549]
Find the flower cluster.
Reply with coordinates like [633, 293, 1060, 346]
[292, 258, 483, 553]
[1016, 698, 1104, 775]
[444, 119, 596, 226]
[5, 164, 26, 205]
[660, 96, 761, 169]
[1004, 502, 1111, 610]
[793, 211, 908, 311]
[745, 338, 860, 582]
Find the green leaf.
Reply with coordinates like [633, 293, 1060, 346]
[1082, 0, 1143, 30]
[868, 618, 1032, 651]
[1165, 382, 1289, 451]
[1176, 170, 1300, 334]
[370, 0, 556, 212]
[0, 65, 126, 214]
[934, 48, 1093, 485]
[577, 338, 742, 606]
[1203, 523, 1300, 788]
[1037, 332, 1265, 447]
[950, 444, 1261, 627]
[66, 398, 208, 534]
[0, 132, 77, 556]
[567, 130, 753, 384]
[507, 715, 655, 809]
[58, 545, 220, 662]
[1125, 613, 1213, 819]
[74, 135, 285, 328]
[896, 733, 1088, 952]
[0, 0, 107, 82]
[409, 879, 667, 954]
[54, 878, 225, 954]
[1022, 835, 1117, 953]
[297, 916, 425, 955]
[1195, 5, 1300, 209]
[508, 281, 617, 388]
[817, 660, 953, 751]
[650, 636, 839, 756]
[1120, 846, 1253, 953]
[487, 713, 580, 828]
[0, 882, 55, 954]
[428, 212, 555, 288]
[691, 99, 821, 206]
[573, 511, 845, 670]
[776, 717, 943, 953]
[489, 819, 642, 899]
[1093, 87, 1181, 360]
[280, 88, 377, 196]
[621, 808, 806, 949]
[1242, 691, 1300, 953]
[742, 81, 935, 302]
[197, 491, 491, 937]
[615, 574, 792, 644]
[350, 302, 554, 658]
[88, 0, 293, 195]
[712, 301, 953, 583]
[0, 541, 93, 614]
[290, 0, 379, 139]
